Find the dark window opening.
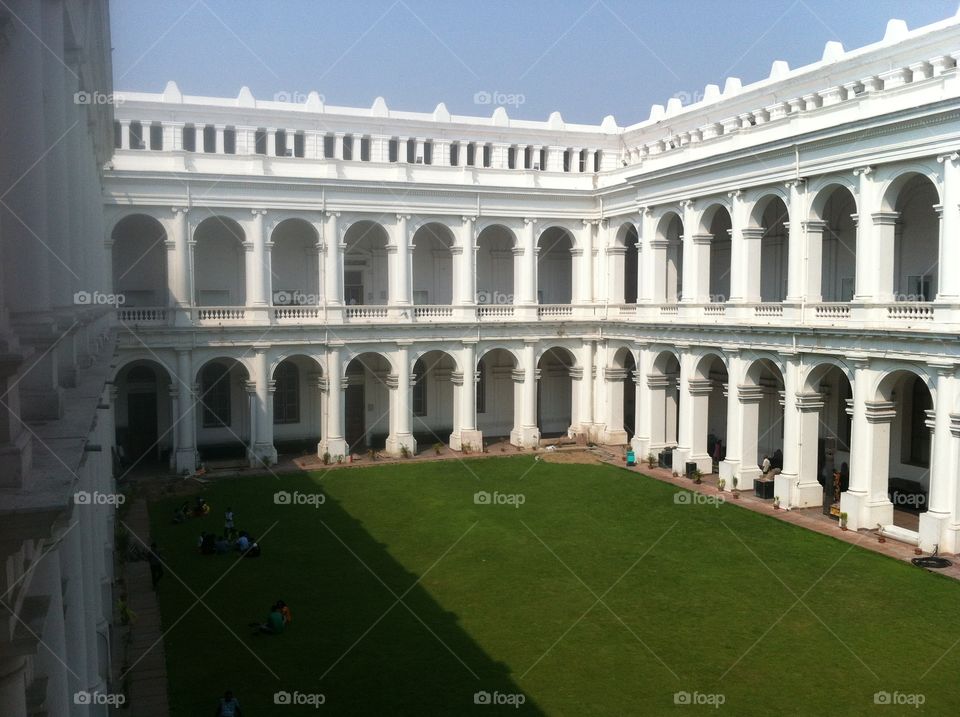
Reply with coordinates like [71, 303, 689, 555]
[129, 121, 144, 149]
[413, 360, 427, 417]
[388, 138, 399, 162]
[343, 135, 353, 161]
[223, 127, 236, 154]
[254, 128, 267, 155]
[149, 122, 163, 150]
[182, 125, 196, 152]
[273, 362, 300, 424]
[293, 131, 305, 158]
[360, 136, 371, 161]
[201, 363, 231, 428]
[323, 133, 335, 159]
[203, 125, 216, 153]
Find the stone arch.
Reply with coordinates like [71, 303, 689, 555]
[271, 218, 320, 305]
[111, 213, 168, 306]
[342, 220, 390, 306]
[412, 222, 456, 305]
[476, 224, 516, 305]
[537, 226, 575, 304]
[193, 216, 246, 306]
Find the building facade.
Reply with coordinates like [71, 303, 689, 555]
[0, 1, 118, 716]
[107, 14, 960, 557]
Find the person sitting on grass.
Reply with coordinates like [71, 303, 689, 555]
[215, 690, 242, 716]
[224, 507, 235, 536]
[214, 535, 231, 554]
[249, 604, 284, 635]
[243, 539, 261, 558]
[235, 531, 250, 552]
[194, 496, 210, 517]
[173, 501, 190, 524]
[200, 532, 216, 555]
[276, 599, 292, 625]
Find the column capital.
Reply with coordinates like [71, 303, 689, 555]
[396, 213, 411, 221]
[324, 210, 340, 218]
[795, 392, 825, 412]
[524, 217, 538, 226]
[871, 211, 900, 226]
[848, 354, 871, 370]
[171, 206, 189, 215]
[937, 152, 960, 164]
[638, 205, 653, 217]
[784, 177, 807, 190]
[395, 340, 414, 348]
[853, 165, 874, 177]
[523, 338, 539, 346]
[679, 198, 695, 209]
[727, 189, 743, 200]
[461, 215, 477, 224]
[251, 208, 268, 217]
[928, 360, 958, 378]
[461, 339, 479, 347]
[864, 400, 896, 423]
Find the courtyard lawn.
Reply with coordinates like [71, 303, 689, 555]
[148, 456, 960, 715]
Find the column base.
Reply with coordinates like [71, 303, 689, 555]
[918, 511, 951, 553]
[630, 435, 651, 459]
[0, 431, 33, 490]
[510, 425, 540, 449]
[450, 429, 483, 452]
[670, 448, 712, 476]
[601, 427, 629, 446]
[719, 461, 759, 492]
[174, 448, 197, 475]
[776, 472, 822, 508]
[318, 437, 348, 462]
[840, 491, 893, 531]
[248, 444, 278, 468]
[385, 433, 417, 457]
[939, 523, 960, 554]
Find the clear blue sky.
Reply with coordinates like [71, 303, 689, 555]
[110, 0, 958, 125]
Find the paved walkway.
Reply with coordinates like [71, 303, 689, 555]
[120, 499, 170, 716]
[613, 458, 960, 581]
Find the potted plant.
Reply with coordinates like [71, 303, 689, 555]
[322, 451, 331, 466]
[400, 445, 411, 459]
[732, 476, 740, 499]
[717, 478, 725, 492]
[693, 468, 703, 484]
[336, 454, 343, 464]
[367, 448, 378, 462]
[433, 442, 444, 456]
[839, 512, 848, 531]
[773, 495, 780, 510]
[672, 471, 679, 478]
[647, 453, 657, 469]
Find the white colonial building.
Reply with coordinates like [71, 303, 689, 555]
[106, 13, 960, 557]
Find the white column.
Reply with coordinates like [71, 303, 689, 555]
[390, 214, 412, 306]
[320, 345, 347, 458]
[511, 339, 540, 447]
[852, 166, 877, 301]
[324, 212, 342, 305]
[841, 361, 894, 530]
[784, 179, 807, 302]
[175, 348, 197, 473]
[168, 207, 190, 308]
[920, 364, 957, 551]
[250, 347, 277, 465]
[579, 220, 595, 303]
[936, 153, 960, 300]
[451, 341, 483, 450]
[458, 216, 477, 305]
[576, 340, 595, 437]
[248, 209, 268, 306]
[777, 355, 824, 507]
[519, 218, 538, 307]
[631, 344, 652, 455]
[386, 342, 416, 456]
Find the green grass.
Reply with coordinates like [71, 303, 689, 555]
[148, 456, 960, 715]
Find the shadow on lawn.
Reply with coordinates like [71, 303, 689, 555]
[150, 476, 544, 715]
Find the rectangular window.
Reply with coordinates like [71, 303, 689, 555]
[539, 148, 546, 170]
[182, 125, 196, 152]
[343, 135, 353, 161]
[344, 270, 363, 305]
[467, 143, 476, 166]
[594, 150, 602, 171]
[113, 121, 121, 148]
[254, 128, 267, 155]
[524, 146, 532, 169]
[360, 136, 371, 161]
[450, 142, 459, 166]
[423, 141, 432, 165]
[388, 138, 399, 162]
[275, 129, 288, 156]
[294, 131, 305, 158]
[562, 149, 571, 172]
[324, 134, 335, 159]
[203, 125, 216, 153]
[482, 144, 492, 168]
[223, 127, 236, 154]
[579, 149, 587, 172]
[129, 121, 144, 149]
[149, 122, 163, 150]
[476, 361, 486, 414]
[407, 139, 416, 163]
[413, 370, 427, 417]
[507, 146, 516, 169]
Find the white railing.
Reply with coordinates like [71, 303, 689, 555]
[345, 305, 389, 320]
[477, 305, 515, 320]
[196, 307, 245, 321]
[754, 303, 784, 317]
[814, 303, 851, 319]
[659, 304, 679, 316]
[274, 306, 322, 320]
[117, 307, 167, 323]
[413, 305, 454, 320]
[617, 304, 638, 316]
[537, 304, 574, 318]
[887, 303, 934, 320]
[703, 304, 726, 316]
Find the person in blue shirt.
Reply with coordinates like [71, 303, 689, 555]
[215, 690, 242, 716]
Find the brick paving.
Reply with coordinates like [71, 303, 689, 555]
[120, 499, 170, 717]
